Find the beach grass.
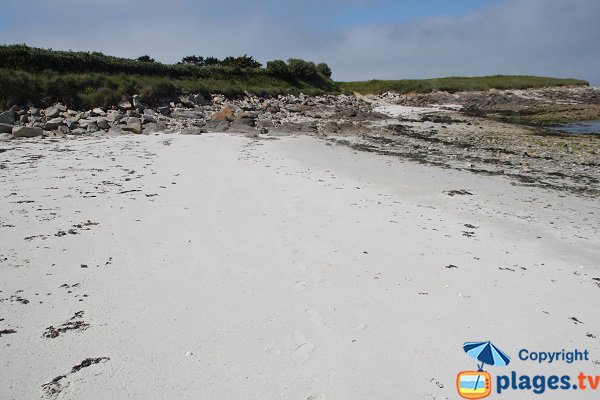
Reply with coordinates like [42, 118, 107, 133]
[337, 75, 588, 94]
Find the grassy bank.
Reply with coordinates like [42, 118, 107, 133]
[0, 45, 337, 109]
[337, 75, 589, 94]
[0, 68, 335, 109]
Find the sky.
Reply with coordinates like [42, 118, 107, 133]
[1, 0, 598, 84]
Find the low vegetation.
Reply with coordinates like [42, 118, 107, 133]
[338, 75, 588, 94]
[0, 45, 336, 109]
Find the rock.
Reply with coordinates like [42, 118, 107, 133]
[77, 118, 95, 128]
[105, 110, 122, 123]
[0, 123, 13, 133]
[192, 93, 209, 106]
[44, 118, 64, 130]
[157, 106, 170, 116]
[45, 104, 66, 118]
[57, 125, 71, 135]
[0, 110, 16, 124]
[180, 127, 203, 135]
[142, 122, 165, 133]
[122, 118, 143, 134]
[90, 108, 106, 117]
[142, 114, 157, 124]
[96, 117, 110, 130]
[179, 96, 196, 108]
[171, 110, 204, 120]
[12, 126, 44, 138]
[210, 106, 236, 121]
[235, 111, 257, 127]
[118, 99, 133, 110]
[126, 109, 141, 118]
[132, 95, 143, 109]
[30, 108, 41, 117]
[87, 122, 100, 133]
[228, 122, 257, 135]
[0, 132, 14, 141]
[255, 120, 273, 129]
[65, 117, 80, 129]
[71, 128, 87, 135]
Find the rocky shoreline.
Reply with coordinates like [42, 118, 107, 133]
[1, 86, 598, 195]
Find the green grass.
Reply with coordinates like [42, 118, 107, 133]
[337, 75, 588, 94]
[0, 44, 338, 109]
[0, 68, 338, 109]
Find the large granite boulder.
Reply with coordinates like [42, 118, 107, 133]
[0, 123, 14, 133]
[12, 126, 44, 138]
[45, 104, 66, 118]
[122, 118, 142, 134]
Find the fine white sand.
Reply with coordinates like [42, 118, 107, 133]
[1, 133, 599, 399]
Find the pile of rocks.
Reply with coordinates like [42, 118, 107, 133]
[0, 92, 385, 141]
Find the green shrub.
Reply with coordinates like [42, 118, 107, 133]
[316, 63, 332, 78]
[77, 87, 122, 109]
[140, 81, 180, 101]
[266, 60, 290, 77]
[287, 58, 317, 78]
[137, 55, 156, 63]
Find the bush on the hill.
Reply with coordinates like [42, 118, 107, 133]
[266, 60, 290, 77]
[221, 55, 262, 69]
[137, 55, 155, 63]
[287, 59, 318, 78]
[181, 55, 205, 65]
[316, 63, 332, 78]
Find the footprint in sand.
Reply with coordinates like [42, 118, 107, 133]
[294, 280, 308, 292]
[291, 331, 314, 365]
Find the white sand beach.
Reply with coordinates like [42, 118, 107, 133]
[1, 133, 599, 399]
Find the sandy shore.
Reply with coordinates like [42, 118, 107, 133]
[1, 133, 599, 399]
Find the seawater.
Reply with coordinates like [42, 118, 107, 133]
[547, 120, 600, 135]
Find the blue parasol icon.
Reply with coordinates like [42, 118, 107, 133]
[463, 341, 511, 370]
[463, 341, 510, 392]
